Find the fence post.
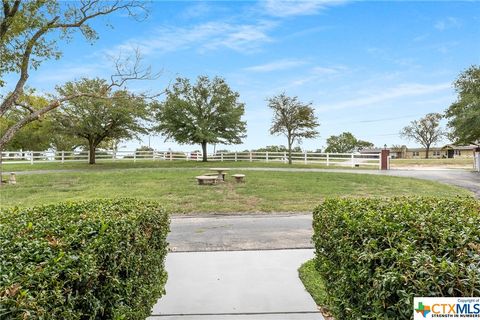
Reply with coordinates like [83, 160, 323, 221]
[326, 153, 330, 166]
[221, 153, 224, 162]
[304, 151, 308, 164]
[170, 152, 173, 161]
[186, 152, 189, 161]
[380, 149, 390, 170]
[30, 151, 34, 165]
[351, 154, 355, 168]
[134, 152, 137, 163]
[61, 151, 65, 164]
[475, 150, 480, 172]
[266, 151, 269, 163]
[235, 152, 237, 162]
[249, 152, 252, 162]
[283, 151, 287, 164]
[87, 150, 90, 163]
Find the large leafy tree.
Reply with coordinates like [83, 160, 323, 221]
[54, 78, 150, 164]
[0, 0, 149, 149]
[154, 76, 247, 162]
[445, 65, 480, 145]
[324, 132, 374, 153]
[253, 145, 302, 153]
[267, 93, 319, 164]
[400, 113, 446, 159]
[0, 93, 53, 151]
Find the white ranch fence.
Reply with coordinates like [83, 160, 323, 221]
[0, 150, 382, 168]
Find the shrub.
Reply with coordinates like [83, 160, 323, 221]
[312, 197, 480, 319]
[0, 199, 170, 319]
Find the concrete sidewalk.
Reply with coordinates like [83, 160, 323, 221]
[149, 249, 323, 320]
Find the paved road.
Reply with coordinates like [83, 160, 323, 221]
[169, 214, 313, 252]
[385, 169, 480, 198]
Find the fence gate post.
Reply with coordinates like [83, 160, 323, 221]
[475, 148, 480, 172]
[380, 149, 390, 170]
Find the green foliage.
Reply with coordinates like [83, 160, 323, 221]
[298, 260, 330, 313]
[446, 65, 480, 145]
[324, 132, 373, 153]
[153, 75, 246, 161]
[312, 197, 480, 320]
[55, 78, 151, 164]
[0, 93, 79, 151]
[400, 113, 446, 158]
[0, 199, 169, 320]
[267, 93, 319, 164]
[0, 1, 147, 87]
[253, 145, 302, 153]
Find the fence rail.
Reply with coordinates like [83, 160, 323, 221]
[0, 150, 381, 168]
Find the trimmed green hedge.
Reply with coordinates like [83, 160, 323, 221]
[0, 199, 170, 319]
[312, 197, 480, 319]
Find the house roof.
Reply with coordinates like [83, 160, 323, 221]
[441, 144, 478, 150]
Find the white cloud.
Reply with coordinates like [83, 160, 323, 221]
[110, 21, 275, 56]
[180, 2, 212, 19]
[288, 65, 348, 86]
[263, 0, 346, 17]
[319, 83, 451, 111]
[35, 64, 105, 83]
[434, 17, 461, 31]
[244, 58, 306, 72]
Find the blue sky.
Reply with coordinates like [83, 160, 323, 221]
[19, 1, 480, 151]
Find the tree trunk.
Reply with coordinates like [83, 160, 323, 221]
[201, 141, 208, 162]
[287, 137, 293, 165]
[89, 142, 96, 164]
[425, 145, 430, 159]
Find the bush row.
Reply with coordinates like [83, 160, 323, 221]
[312, 197, 480, 319]
[0, 199, 170, 319]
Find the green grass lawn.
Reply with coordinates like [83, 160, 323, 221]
[299, 259, 333, 319]
[0, 168, 470, 213]
[1, 159, 376, 172]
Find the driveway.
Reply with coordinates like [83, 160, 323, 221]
[169, 213, 313, 252]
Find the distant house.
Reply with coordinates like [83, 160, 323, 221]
[359, 145, 477, 159]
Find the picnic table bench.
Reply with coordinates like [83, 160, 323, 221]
[196, 175, 218, 185]
[232, 174, 245, 183]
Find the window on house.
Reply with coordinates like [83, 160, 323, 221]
[413, 151, 419, 156]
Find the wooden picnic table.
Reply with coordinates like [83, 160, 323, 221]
[209, 168, 231, 181]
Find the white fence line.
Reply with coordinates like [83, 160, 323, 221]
[0, 150, 381, 167]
